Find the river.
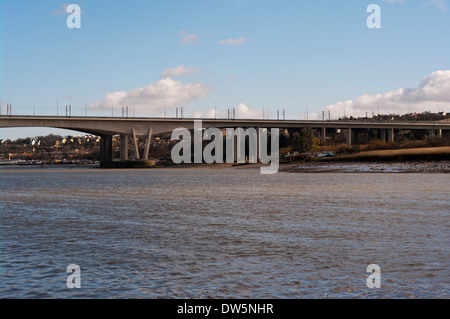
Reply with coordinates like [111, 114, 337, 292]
[0, 165, 449, 298]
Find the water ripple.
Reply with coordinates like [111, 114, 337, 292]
[0, 167, 449, 298]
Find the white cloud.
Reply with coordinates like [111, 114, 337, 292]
[218, 37, 248, 45]
[235, 103, 262, 118]
[161, 65, 201, 78]
[321, 70, 450, 119]
[51, 4, 83, 15]
[181, 33, 200, 44]
[426, 0, 448, 11]
[51, 4, 69, 15]
[194, 103, 262, 119]
[90, 78, 210, 113]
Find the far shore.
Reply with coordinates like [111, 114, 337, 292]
[1, 147, 449, 173]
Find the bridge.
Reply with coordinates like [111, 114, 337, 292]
[1, 115, 449, 165]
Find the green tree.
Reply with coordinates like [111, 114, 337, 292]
[292, 127, 316, 153]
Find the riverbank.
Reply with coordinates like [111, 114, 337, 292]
[326, 146, 450, 162]
[279, 146, 450, 173]
[279, 160, 450, 173]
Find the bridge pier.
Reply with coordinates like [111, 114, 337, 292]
[257, 127, 260, 161]
[143, 128, 153, 160]
[131, 128, 140, 160]
[428, 129, 441, 139]
[321, 127, 326, 144]
[235, 129, 240, 162]
[387, 129, 394, 142]
[130, 127, 154, 160]
[380, 129, 386, 143]
[346, 128, 352, 145]
[120, 135, 129, 161]
[100, 134, 113, 165]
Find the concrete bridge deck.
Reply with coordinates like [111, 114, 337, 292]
[1, 116, 449, 136]
[1, 115, 449, 164]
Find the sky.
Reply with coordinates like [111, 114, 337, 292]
[1, 0, 449, 139]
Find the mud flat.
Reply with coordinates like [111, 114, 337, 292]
[280, 160, 450, 173]
[279, 147, 450, 173]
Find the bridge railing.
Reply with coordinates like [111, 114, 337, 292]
[1, 104, 449, 124]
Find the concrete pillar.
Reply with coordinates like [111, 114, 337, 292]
[387, 129, 394, 142]
[437, 129, 442, 138]
[236, 128, 243, 163]
[257, 127, 261, 162]
[120, 135, 128, 161]
[428, 129, 435, 139]
[346, 128, 352, 145]
[100, 134, 113, 164]
[232, 130, 244, 163]
[258, 127, 269, 162]
[380, 129, 386, 143]
[143, 128, 153, 160]
[321, 127, 326, 144]
[131, 128, 140, 160]
[249, 129, 258, 163]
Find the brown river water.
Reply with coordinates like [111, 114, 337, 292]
[0, 165, 449, 298]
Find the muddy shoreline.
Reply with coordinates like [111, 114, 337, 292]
[278, 160, 450, 173]
[160, 159, 450, 174]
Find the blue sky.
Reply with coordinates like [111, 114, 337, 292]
[1, 0, 449, 139]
